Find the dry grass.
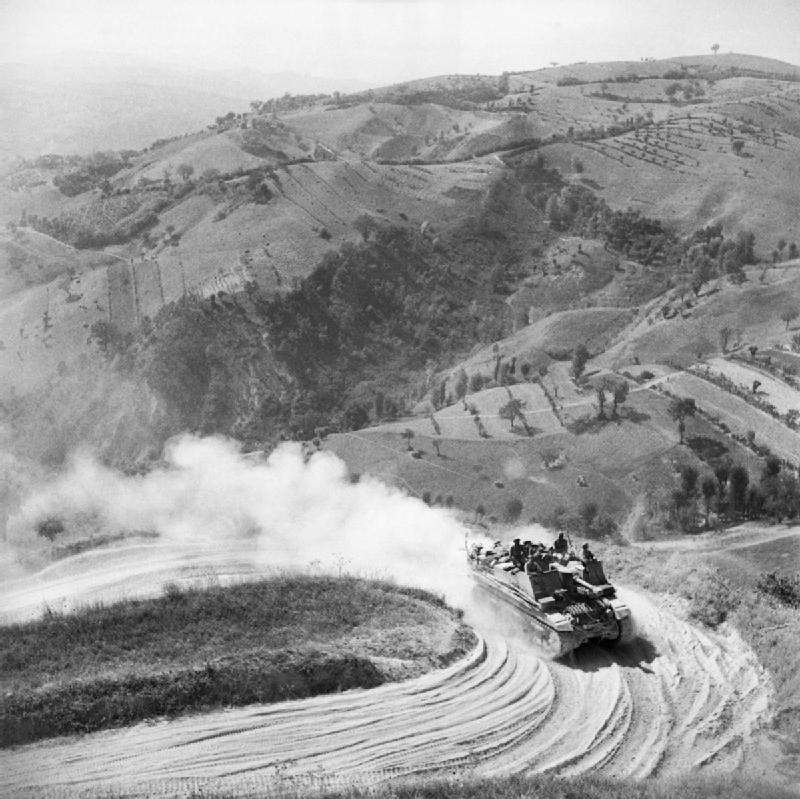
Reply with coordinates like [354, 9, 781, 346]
[0, 575, 473, 746]
[143, 772, 797, 799]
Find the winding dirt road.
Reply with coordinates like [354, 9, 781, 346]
[0, 545, 776, 797]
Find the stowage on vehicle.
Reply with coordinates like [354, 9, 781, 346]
[467, 535, 635, 656]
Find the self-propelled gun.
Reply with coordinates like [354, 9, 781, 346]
[467, 539, 634, 656]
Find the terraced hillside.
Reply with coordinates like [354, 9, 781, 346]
[3, 50, 800, 465]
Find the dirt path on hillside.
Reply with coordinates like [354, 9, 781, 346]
[633, 522, 800, 555]
[0, 545, 776, 797]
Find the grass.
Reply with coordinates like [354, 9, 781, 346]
[0, 575, 474, 747]
[136, 772, 798, 799]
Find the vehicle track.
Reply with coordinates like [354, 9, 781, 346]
[0, 548, 773, 798]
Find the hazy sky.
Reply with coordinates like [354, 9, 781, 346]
[3, 0, 800, 84]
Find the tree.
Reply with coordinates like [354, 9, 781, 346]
[354, 214, 375, 242]
[714, 462, 730, 506]
[731, 139, 745, 156]
[718, 326, 733, 353]
[781, 307, 799, 330]
[88, 319, 125, 357]
[711, 43, 720, 55]
[432, 437, 442, 457]
[594, 378, 610, 419]
[572, 344, 590, 381]
[763, 455, 782, 479]
[342, 402, 369, 431]
[691, 259, 715, 296]
[591, 375, 627, 420]
[681, 465, 699, 497]
[499, 399, 523, 430]
[790, 243, 799, 260]
[401, 428, 415, 451]
[669, 397, 696, 444]
[177, 163, 195, 181]
[701, 475, 717, 528]
[454, 368, 468, 402]
[36, 516, 65, 541]
[729, 465, 750, 517]
[611, 380, 629, 418]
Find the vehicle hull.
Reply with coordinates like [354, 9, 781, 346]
[468, 557, 633, 656]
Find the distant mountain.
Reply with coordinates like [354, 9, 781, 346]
[0, 50, 371, 157]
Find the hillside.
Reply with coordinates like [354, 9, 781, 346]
[3, 49, 800, 798]
[3, 51, 800, 469]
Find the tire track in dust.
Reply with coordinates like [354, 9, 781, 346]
[0, 550, 773, 798]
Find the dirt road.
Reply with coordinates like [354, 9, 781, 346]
[0, 542, 775, 797]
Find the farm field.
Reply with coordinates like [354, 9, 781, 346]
[327, 380, 759, 529]
[538, 90, 800, 246]
[704, 356, 800, 416]
[393, 383, 561, 441]
[664, 372, 800, 462]
[599, 267, 800, 369]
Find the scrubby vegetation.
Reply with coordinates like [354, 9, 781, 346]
[22, 192, 170, 248]
[757, 571, 800, 608]
[83, 218, 523, 447]
[0, 576, 473, 746]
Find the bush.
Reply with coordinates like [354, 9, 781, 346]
[688, 579, 735, 627]
[468, 373, 486, 393]
[36, 517, 65, 541]
[756, 572, 800, 607]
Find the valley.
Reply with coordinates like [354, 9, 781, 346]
[2, 44, 800, 799]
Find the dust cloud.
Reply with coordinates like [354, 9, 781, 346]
[6, 435, 479, 610]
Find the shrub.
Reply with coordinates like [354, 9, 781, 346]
[36, 517, 65, 541]
[468, 373, 486, 393]
[756, 572, 800, 607]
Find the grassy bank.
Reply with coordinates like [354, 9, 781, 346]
[0, 576, 475, 747]
[146, 772, 797, 799]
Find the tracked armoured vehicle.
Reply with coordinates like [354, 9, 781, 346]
[467, 541, 634, 656]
